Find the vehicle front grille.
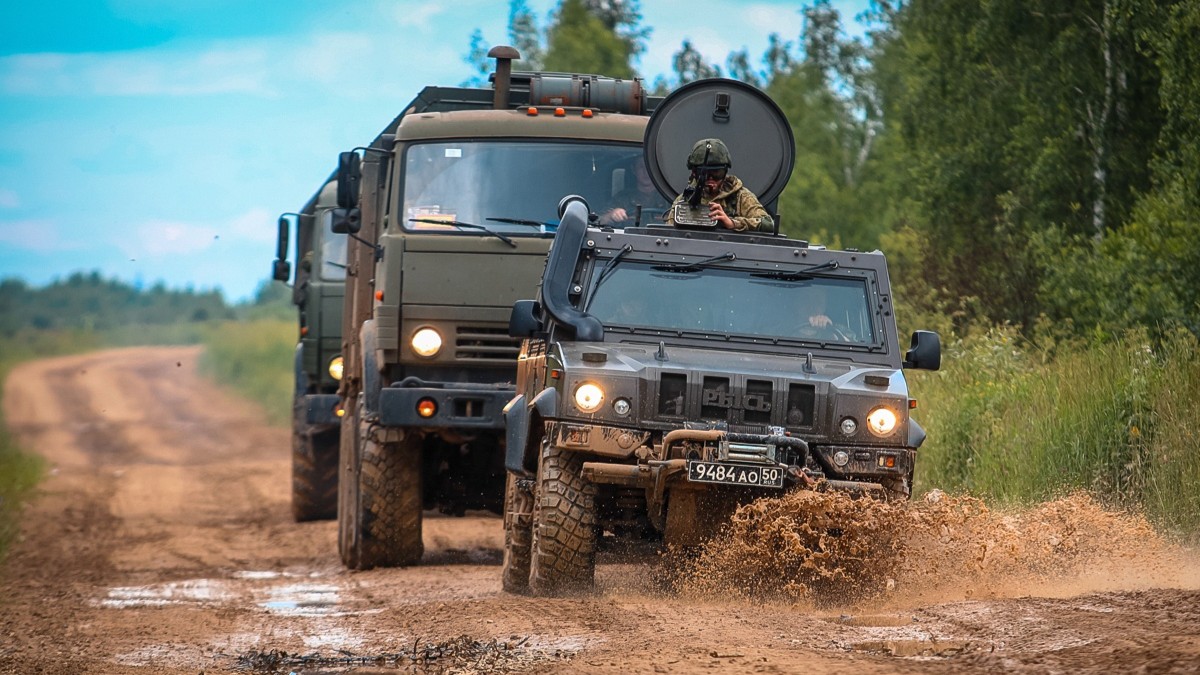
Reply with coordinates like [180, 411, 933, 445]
[656, 373, 815, 431]
[455, 326, 522, 362]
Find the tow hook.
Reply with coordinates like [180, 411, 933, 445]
[787, 465, 815, 488]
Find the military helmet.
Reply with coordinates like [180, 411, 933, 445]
[686, 138, 732, 170]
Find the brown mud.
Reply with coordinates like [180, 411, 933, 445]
[2, 347, 1199, 674]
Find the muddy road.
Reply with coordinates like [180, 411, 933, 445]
[2, 346, 1199, 674]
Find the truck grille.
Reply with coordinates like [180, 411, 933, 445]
[656, 373, 815, 430]
[455, 326, 521, 362]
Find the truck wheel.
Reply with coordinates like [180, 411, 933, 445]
[341, 407, 424, 569]
[501, 473, 533, 593]
[529, 442, 597, 595]
[291, 398, 339, 521]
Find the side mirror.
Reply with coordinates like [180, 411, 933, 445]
[903, 330, 941, 371]
[509, 300, 542, 338]
[336, 152, 362, 209]
[272, 215, 291, 281]
[323, 207, 361, 235]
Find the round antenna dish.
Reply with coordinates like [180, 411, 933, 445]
[644, 79, 795, 208]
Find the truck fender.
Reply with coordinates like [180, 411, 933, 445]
[360, 320, 382, 414]
[908, 418, 927, 449]
[503, 387, 558, 476]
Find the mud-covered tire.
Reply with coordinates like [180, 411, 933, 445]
[501, 473, 534, 593]
[529, 443, 596, 596]
[340, 403, 424, 570]
[291, 412, 339, 522]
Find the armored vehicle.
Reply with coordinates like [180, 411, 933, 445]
[500, 79, 942, 595]
[272, 180, 348, 521]
[328, 47, 663, 569]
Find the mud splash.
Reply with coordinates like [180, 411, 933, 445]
[673, 489, 1198, 606]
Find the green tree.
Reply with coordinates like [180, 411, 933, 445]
[886, 0, 1164, 331]
[543, 0, 637, 77]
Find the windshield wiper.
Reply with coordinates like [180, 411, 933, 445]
[408, 218, 517, 248]
[583, 244, 633, 311]
[751, 260, 839, 281]
[486, 216, 556, 230]
[651, 252, 736, 273]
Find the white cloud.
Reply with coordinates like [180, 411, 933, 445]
[742, 5, 804, 41]
[0, 219, 84, 253]
[0, 46, 272, 97]
[0, 189, 18, 208]
[223, 208, 276, 245]
[390, 3, 446, 31]
[121, 219, 221, 257]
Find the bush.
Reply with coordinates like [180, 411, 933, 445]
[911, 327, 1200, 538]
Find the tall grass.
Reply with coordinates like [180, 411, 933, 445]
[911, 327, 1200, 537]
[198, 319, 295, 427]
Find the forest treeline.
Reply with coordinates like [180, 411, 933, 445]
[470, 0, 1199, 342]
[0, 272, 289, 337]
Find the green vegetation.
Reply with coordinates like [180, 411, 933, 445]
[198, 319, 295, 427]
[912, 328, 1200, 537]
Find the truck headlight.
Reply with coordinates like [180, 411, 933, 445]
[411, 327, 443, 357]
[574, 383, 605, 413]
[867, 407, 898, 436]
[328, 356, 344, 381]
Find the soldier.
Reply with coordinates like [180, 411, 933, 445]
[598, 160, 669, 227]
[666, 138, 774, 232]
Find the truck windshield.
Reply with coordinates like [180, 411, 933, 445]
[318, 228, 348, 281]
[585, 261, 877, 345]
[400, 141, 666, 233]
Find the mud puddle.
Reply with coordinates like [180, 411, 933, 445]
[228, 634, 585, 674]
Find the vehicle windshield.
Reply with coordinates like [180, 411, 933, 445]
[585, 261, 877, 345]
[399, 141, 667, 234]
[318, 227, 348, 281]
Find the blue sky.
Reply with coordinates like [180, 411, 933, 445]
[0, 1, 867, 303]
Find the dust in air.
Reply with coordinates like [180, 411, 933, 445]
[671, 488, 1200, 608]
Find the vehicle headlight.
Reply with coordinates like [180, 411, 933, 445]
[574, 383, 605, 413]
[328, 356, 344, 381]
[612, 398, 632, 416]
[840, 417, 858, 436]
[411, 327, 443, 357]
[866, 407, 899, 436]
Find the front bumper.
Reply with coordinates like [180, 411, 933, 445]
[304, 394, 342, 426]
[378, 383, 514, 429]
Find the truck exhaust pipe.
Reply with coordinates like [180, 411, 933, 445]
[488, 45, 521, 110]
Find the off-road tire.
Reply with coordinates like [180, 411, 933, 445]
[341, 411, 424, 569]
[529, 443, 597, 595]
[290, 401, 339, 521]
[501, 473, 534, 593]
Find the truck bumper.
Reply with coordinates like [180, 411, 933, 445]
[378, 385, 513, 429]
[303, 394, 342, 426]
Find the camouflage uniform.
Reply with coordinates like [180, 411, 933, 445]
[666, 138, 774, 233]
[665, 175, 774, 232]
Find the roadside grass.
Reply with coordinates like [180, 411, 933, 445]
[198, 319, 294, 427]
[911, 327, 1200, 539]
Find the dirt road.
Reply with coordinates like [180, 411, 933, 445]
[2, 347, 1198, 674]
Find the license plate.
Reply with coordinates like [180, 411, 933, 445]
[686, 461, 785, 488]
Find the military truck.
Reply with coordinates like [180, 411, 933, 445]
[500, 79, 942, 595]
[272, 180, 348, 521]
[327, 47, 663, 569]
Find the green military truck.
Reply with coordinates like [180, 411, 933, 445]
[273, 180, 348, 521]
[500, 79, 942, 595]
[327, 47, 665, 569]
